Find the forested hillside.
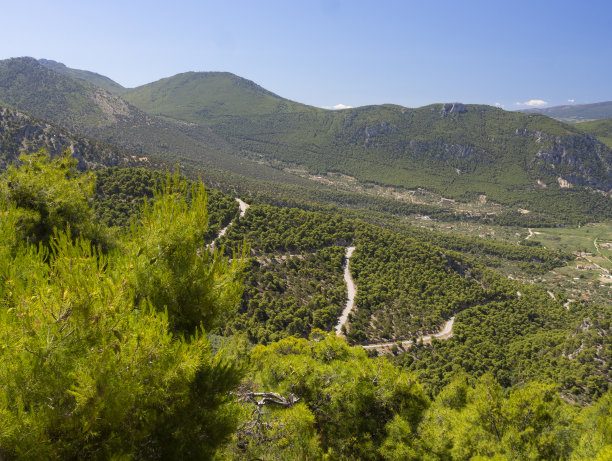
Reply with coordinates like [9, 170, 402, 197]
[205, 104, 612, 208]
[0, 57, 610, 459]
[85, 166, 608, 402]
[0, 153, 609, 459]
[578, 117, 612, 148]
[117, 68, 612, 215]
[93, 167, 239, 240]
[2, 58, 612, 225]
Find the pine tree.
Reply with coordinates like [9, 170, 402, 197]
[0, 152, 245, 459]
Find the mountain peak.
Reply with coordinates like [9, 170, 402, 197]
[173, 71, 281, 98]
[122, 70, 312, 123]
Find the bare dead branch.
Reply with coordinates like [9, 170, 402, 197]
[239, 391, 300, 407]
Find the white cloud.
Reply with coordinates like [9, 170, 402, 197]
[323, 103, 353, 110]
[494, 102, 504, 108]
[568, 99, 575, 103]
[515, 99, 548, 107]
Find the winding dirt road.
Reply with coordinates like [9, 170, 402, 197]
[592, 238, 611, 273]
[333, 245, 456, 350]
[236, 198, 249, 219]
[335, 246, 356, 335]
[362, 316, 455, 350]
[212, 198, 250, 247]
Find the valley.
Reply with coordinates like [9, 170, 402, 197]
[0, 57, 610, 460]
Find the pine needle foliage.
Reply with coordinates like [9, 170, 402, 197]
[128, 169, 245, 334]
[0, 152, 246, 459]
[0, 149, 109, 249]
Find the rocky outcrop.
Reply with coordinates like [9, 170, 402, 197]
[363, 121, 399, 143]
[0, 106, 131, 170]
[405, 140, 484, 162]
[513, 128, 612, 191]
[440, 103, 467, 115]
[533, 134, 612, 191]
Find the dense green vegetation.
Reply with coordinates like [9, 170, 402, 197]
[223, 333, 611, 460]
[225, 247, 346, 344]
[411, 374, 611, 460]
[223, 334, 430, 460]
[397, 292, 611, 402]
[0, 152, 610, 459]
[1, 151, 111, 249]
[217, 203, 355, 255]
[93, 169, 582, 369]
[93, 167, 239, 240]
[91, 167, 597, 360]
[578, 117, 612, 148]
[208, 199, 581, 351]
[0, 152, 245, 458]
[348, 226, 505, 343]
[2, 57, 611, 226]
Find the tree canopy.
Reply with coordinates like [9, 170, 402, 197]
[0, 153, 609, 460]
[0, 152, 245, 459]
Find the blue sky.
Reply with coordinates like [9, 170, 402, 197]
[1, 0, 611, 109]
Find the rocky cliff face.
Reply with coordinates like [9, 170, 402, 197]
[529, 131, 612, 191]
[440, 103, 467, 115]
[345, 111, 612, 193]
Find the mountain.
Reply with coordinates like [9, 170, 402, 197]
[520, 101, 612, 122]
[2, 57, 612, 223]
[119, 72, 612, 209]
[577, 117, 612, 148]
[203, 102, 612, 196]
[122, 71, 313, 122]
[38, 58, 127, 95]
[0, 104, 134, 169]
[0, 57, 318, 185]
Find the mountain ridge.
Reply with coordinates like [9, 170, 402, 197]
[519, 101, 612, 122]
[1, 57, 611, 223]
[0, 57, 320, 185]
[38, 58, 128, 95]
[112, 63, 612, 199]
